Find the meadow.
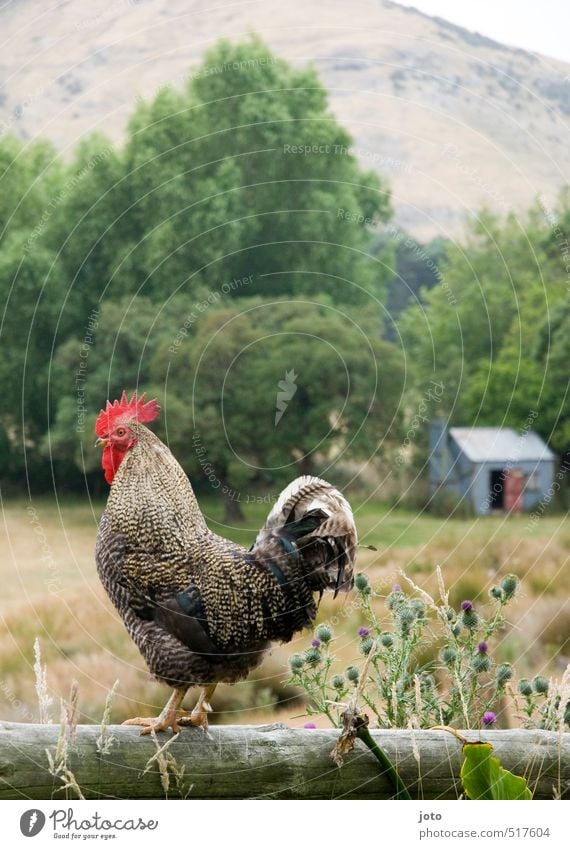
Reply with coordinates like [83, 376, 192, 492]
[0, 494, 568, 728]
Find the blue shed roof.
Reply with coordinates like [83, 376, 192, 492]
[449, 427, 555, 463]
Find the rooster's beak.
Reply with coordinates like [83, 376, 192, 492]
[95, 437, 109, 448]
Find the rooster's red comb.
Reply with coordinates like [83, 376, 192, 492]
[95, 391, 161, 437]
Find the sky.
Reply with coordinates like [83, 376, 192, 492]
[394, 0, 570, 63]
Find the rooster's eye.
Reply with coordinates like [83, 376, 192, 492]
[116, 427, 127, 438]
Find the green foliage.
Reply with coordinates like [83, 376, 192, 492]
[186, 36, 391, 303]
[460, 742, 532, 800]
[114, 34, 390, 305]
[165, 299, 403, 514]
[45, 294, 196, 478]
[398, 199, 570, 457]
[371, 229, 448, 339]
[0, 135, 61, 248]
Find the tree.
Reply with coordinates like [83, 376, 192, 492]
[122, 35, 391, 305]
[0, 135, 61, 249]
[164, 299, 404, 520]
[462, 300, 570, 456]
[45, 293, 199, 493]
[0, 135, 65, 482]
[398, 198, 569, 457]
[370, 231, 448, 340]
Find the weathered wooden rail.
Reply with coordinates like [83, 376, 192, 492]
[0, 722, 568, 799]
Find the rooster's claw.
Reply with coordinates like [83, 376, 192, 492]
[122, 714, 181, 735]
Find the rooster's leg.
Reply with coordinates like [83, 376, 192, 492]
[122, 686, 189, 735]
[178, 684, 217, 732]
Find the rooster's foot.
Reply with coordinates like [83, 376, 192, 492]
[122, 711, 182, 735]
[177, 700, 213, 732]
[176, 685, 216, 733]
[121, 687, 189, 735]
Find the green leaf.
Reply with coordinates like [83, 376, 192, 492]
[461, 742, 532, 800]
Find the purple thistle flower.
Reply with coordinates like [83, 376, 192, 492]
[392, 584, 401, 593]
[482, 711, 496, 727]
[478, 641, 489, 653]
[358, 627, 370, 638]
[461, 600, 473, 611]
[304, 722, 317, 729]
[311, 639, 321, 648]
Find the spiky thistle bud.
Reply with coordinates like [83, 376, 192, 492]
[305, 647, 321, 667]
[354, 573, 369, 592]
[441, 646, 457, 665]
[472, 652, 491, 673]
[346, 666, 359, 683]
[462, 605, 480, 630]
[501, 574, 519, 599]
[399, 607, 416, 627]
[387, 587, 405, 610]
[533, 676, 549, 695]
[315, 624, 333, 644]
[496, 663, 513, 684]
[412, 599, 426, 616]
[289, 654, 304, 673]
[518, 678, 533, 697]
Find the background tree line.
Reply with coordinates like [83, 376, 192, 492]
[0, 36, 568, 513]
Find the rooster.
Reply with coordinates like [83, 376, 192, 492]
[95, 391, 357, 734]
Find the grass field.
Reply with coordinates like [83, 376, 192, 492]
[0, 493, 568, 728]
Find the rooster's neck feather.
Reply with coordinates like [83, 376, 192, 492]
[105, 425, 209, 546]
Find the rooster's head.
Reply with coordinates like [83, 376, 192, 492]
[95, 391, 160, 484]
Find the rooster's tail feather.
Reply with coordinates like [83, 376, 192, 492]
[252, 475, 357, 595]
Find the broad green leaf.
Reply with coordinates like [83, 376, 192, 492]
[461, 742, 532, 800]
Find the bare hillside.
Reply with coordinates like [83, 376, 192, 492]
[1, 0, 568, 237]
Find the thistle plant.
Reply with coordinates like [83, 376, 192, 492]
[515, 668, 570, 732]
[288, 568, 540, 730]
[288, 624, 349, 724]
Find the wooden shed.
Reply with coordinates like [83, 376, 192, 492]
[429, 422, 555, 516]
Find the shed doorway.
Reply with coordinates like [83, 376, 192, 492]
[489, 469, 505, 510]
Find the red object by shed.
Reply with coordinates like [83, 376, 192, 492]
[504, 469, 524, 513]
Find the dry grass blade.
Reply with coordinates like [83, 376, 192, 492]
[399, 569, 438, 612]
[65, 680, 79, 743]
[142, 731, 194, 798]
[47, 697, 85, 800]
[96, 680, 119, 755]
[33, 637, 53, 724]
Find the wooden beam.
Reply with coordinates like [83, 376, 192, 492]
[0, 722, 567, 799]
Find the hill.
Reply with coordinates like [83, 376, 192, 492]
[1, 0, 569, 237]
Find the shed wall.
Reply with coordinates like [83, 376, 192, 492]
[470, 460, 555, 515]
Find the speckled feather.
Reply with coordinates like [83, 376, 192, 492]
[96, 423, 357, 688]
